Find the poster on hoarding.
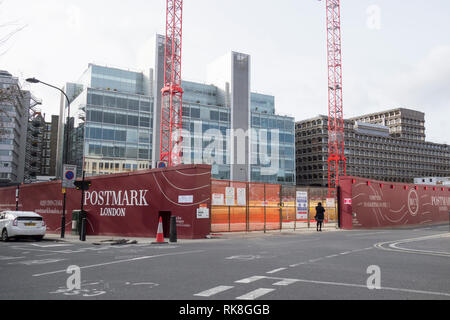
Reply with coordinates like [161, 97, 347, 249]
[237, 188, 246, 206]
[326, 198, 335, 208]
[178, 195, 194, 204]
[197, 207, 210, 219]
[296, 191, 308, 220]
[225, 187, 235, 206]
[212, 193, 224, 206]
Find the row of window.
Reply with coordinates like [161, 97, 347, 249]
[252, 116, 294, 131]
[86, 110, 152, 128]
[182, 106, 230, 122]
[87, 144, 150, 160]
[85, 127, 151, 144]
[87, 93, 152, 112]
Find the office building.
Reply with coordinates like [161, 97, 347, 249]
[0, 70, 31, 186]
[151, 35, 295, 184]
[296, 108, 450, 186]
[61, 64, 154, 177]
[62, 35, 295, 184]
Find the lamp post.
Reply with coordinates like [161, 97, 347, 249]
[26, 77, 71, 238]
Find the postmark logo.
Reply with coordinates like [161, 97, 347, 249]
[408, 189, 419, 216]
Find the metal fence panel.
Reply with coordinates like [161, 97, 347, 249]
[211, 180, 335, 233]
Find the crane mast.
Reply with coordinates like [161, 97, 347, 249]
[160, 0, 184, 167]
[325, 0, 346, 197]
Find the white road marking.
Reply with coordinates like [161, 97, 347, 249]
[30, 244, 73, 248]
[273, 277, 450, 298]
[10, 258, 66, 265]
[236, 288, 275, 300]
[32, 250, 205, 277]
[273, 279, 299, 286]
[267, 268, 286, 274]
[194, 286, 234, 297]
[375, 234, 450, 257]
[226, 255, 261, 261]
[0, 256, 25, 261]
[235, 276, 267, 284]
[289, 247, 374, 267]
[289, 263, 305, 267]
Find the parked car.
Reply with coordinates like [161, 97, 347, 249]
[0, 211, 46, 241]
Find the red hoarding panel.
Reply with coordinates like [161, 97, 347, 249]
[0, 165, 211, 239]
[339, 177, 449, 229]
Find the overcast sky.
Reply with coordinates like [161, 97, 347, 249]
[1, 0, 449, 144]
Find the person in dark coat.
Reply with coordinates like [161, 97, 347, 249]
[315, 202, 325, 232]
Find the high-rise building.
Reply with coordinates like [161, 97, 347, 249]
[151, 36, 295, 184]
[60, 64, 154, 177]
[0, 70, 31, 186]
[62, 35, 295, 184]
[296, 108, 450, 186]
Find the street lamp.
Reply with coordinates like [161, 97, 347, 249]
[26, 77, 71, 239]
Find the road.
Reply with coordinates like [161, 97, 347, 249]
[0, 225, 449, 300]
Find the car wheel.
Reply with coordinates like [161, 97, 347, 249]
[35, 236, 43, 242]
[1, 229, 9, 242]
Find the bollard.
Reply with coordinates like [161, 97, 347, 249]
[170, 216, 177, 243]
[79, 211, 87, 242]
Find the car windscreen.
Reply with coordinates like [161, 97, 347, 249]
[17, 217, 43, 221]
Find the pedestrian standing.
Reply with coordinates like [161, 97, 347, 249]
[315, 202, 325, 232]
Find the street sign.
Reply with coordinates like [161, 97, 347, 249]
[62, 165, 77, 189]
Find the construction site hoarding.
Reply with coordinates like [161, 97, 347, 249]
[211, 180, 336, 233]
[0, 165, 212, 239]
[339, 176, 450, 229]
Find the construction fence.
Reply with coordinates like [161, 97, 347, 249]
[210, 180, 338, 233]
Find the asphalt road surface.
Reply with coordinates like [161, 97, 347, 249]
[0, 225, 449, 300]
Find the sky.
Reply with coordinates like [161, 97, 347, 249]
[1, 0, 449, 144]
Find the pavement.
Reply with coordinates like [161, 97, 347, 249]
[43, 222, 340, 245]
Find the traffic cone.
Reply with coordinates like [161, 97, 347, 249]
[153, 217, 167, 244]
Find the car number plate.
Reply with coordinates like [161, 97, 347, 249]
[25, 223, 36, 227]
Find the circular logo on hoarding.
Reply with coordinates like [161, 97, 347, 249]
[65, 171, 75, 180]
[408, 189, 419, 217]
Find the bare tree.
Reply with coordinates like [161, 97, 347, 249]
[0, 0, 26, 56]
[0, 85, 20, 135]
[0, 0, 26, 133]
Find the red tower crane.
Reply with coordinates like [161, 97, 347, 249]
[324, 0, 346, 197]
[160, 0, 184, 167]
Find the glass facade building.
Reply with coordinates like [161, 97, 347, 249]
[65, 64, 154, 176]
[64, 43, 296, 185]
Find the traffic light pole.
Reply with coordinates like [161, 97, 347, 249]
[80, 171, 86, 242]
[61, 190, 66, 238]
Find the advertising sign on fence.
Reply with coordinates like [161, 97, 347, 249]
[212, 193, 225, 206]
[225, 187, 235, 206]
[237, 188, 246, 206]
[296, 191, 308, 220]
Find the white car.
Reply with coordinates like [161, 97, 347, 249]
[0, 211, 46, 242]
